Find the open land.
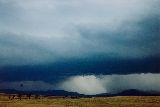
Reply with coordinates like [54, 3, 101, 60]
[0, 93, 160, 107]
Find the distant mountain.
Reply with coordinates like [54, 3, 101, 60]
[92, 89, 160, 97]
[116, 89, 160, 96]
[0, 89, 84, 97]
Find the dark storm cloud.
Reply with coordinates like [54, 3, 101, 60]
[0, 32, 57, 65]
[77, 15, 160, 58]
[0, 0, 159, 67]
[0, 0, 159, 95]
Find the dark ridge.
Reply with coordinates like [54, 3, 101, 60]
[0, 89, 84, 97]
[0, 89, 160, 97]
[116, 89, 160, 96]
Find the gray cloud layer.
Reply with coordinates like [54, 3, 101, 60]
[0, 0, 159, 66]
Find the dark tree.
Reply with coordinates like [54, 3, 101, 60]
[17, 94, 22, 100]
[8, 95, 11, 100]
[12, 95, 15, 100]
[27, 93, 31, 99]
[35, 94, 39, 99]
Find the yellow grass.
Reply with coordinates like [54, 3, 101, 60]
[0, 94, 160, 107]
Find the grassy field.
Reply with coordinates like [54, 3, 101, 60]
[0, 94, 160, 107]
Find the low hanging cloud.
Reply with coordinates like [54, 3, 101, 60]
[1, 73, 160, 95]
[59, 73, 160, 95]
[59, 75, 107, 95]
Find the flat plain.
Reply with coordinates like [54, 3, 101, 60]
[0, 93, 160, 107]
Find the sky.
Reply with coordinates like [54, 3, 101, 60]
[0, 0, 160, 95]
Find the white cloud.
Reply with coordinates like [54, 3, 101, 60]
[58, 73, 160, 95]
[59, 75, 107, 95]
